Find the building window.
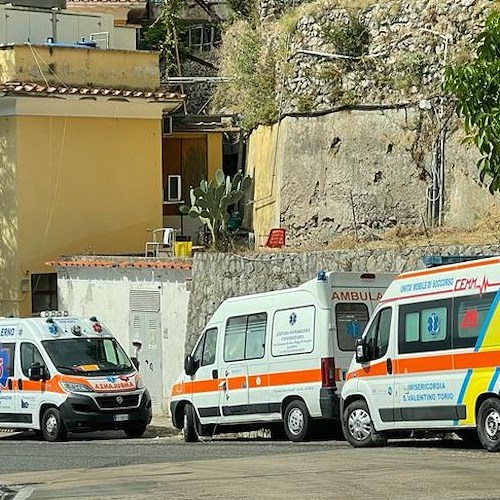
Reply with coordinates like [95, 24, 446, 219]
[185, 24, 221, 51]
[31, 273, 58, 314]
[167, 175, 182, 202]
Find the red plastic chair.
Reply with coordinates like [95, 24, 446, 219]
[264, 228, 286, 248]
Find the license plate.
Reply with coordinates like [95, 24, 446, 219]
[114, 414, 129, 422]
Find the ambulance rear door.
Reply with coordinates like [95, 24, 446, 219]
[330, 272, 396, 383]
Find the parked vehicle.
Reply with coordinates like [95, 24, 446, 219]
[170, 271, 395, 442]
[341, 256, 500, 451]
[0, 312, 151, 441]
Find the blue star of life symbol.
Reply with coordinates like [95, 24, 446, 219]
[346, 320, 361, 338]
[106, 376, 117, 383]
[427, 312, 440, 336]
[0, 344, 9, 388]
[289, 312, 297, 326]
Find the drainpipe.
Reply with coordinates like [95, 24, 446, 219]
[51, 9, 58, 42]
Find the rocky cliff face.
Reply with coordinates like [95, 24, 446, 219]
[259, 0, 493, 113]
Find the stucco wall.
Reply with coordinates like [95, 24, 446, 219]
[17, 114, 162, 269]
[0, 44, 159, 88]
[56, 266, 190, 414]
[0, 116, 22, 316]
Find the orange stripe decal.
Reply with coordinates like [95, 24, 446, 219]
[172, 368, 322, 397]
[348, 349, 500, 380]
[395, 258, 500, 281]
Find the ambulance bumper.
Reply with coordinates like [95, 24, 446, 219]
[320, 388, 340, 419]
[60, 389, 153, 432]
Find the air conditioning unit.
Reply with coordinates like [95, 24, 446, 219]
[163, 116, 173, 135]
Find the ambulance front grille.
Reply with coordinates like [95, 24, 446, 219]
[95, 394, 140, 410]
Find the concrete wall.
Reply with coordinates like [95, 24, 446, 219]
[0, 44, 159, 88]
[56, 265, 190, 414]
[249, 109, 498, 247]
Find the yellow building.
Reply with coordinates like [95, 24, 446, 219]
[0, 44, 184, 317]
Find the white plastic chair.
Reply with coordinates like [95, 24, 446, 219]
[145, 228, 176, 257]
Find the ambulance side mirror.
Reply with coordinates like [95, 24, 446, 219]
[28, 362, 47, 381]
[355, 338, 369, 364]
[184, 354, 196, 376]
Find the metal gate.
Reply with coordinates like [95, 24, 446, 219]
[129, 289, 162, 414]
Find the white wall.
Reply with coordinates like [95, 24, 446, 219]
[0, 5, 136, 49]
[56, 266, 190, 415]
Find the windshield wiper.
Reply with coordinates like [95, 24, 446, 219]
[56, 364, 84, 373]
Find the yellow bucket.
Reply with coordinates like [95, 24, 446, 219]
[174, 241, 193, 257]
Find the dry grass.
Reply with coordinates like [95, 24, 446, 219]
[274, 206, 500, 252]
[335, 210, 500, 250]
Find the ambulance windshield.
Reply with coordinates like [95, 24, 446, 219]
[42, 338, 133, 376]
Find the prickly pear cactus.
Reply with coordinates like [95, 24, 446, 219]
[180, 169, 252, 250]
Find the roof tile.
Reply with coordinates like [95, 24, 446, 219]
[46, 257, 192, 271]
[0, 82, 184, 101]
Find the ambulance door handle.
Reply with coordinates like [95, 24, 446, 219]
[212, 369, 218, 379]
[386, 358, 393, 375]
[18, 379, 23, 390]
[7, 378, 12, 390]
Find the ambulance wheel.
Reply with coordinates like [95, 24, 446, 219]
[124, 424, 147, 438]
[41, 408, 67, 442]
[477, 398, 500, 451]
[183, 404, 199, 443]
[284, 400, 311, 442]
[343, 400, 386, 447]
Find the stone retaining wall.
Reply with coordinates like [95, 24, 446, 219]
[185, 243, 500, 350]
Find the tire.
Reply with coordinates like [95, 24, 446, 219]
[183, 404, 199, 443]
[477, 398, 500, 451]
[41, 408, 67, 442]
[124, 423, 147, 438]
[342, 400, 387, 448]
[283, 400, 311, 442]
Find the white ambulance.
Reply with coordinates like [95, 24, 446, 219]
[0, 312, 152, 441]
[341, 256, 500, 452]
[170, 271, 395, 442]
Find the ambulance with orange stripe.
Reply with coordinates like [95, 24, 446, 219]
[0, 312, 152, 441]
[170, 271, 395, 442]
[341, 256, 500, 451]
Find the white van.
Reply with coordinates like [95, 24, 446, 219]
[341, 256, 500, 451]
[0, 312, 152, 441]
[170, 271, 395, 442]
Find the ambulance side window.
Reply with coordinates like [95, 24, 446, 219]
[202, 328, 217, 366]
[21, 343, 45, 377]
[453, 292, 495, 349]
[363, 307, 392, 361]
[225, 313, 267, 362]
[192, 328, 218, 368]
[398, 299, 451, 354]
[0, 343, 15, 377]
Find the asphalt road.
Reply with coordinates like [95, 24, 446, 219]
[1, 432, 500, 500]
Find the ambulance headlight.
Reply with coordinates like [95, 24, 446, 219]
[60, 382, 93, 393]
[136, 377, 145, 390]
